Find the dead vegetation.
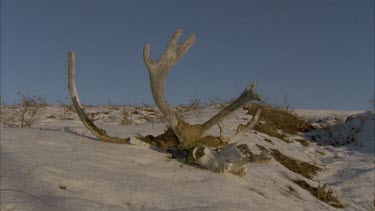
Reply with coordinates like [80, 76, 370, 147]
[1, 92, 47, 128]
[139, 127, 227, 151]
[295, 139, 311, 147]
[255, 144, 322, 179]
[254, 144, 341, 208]
[120, 108, 133, 125]
[293, 180, 344, 208]
[271, 149, 322, 179]
[244, 103, 314, 143]
[59, 101, 75, 120]
[263, 138, 274, 144]
[139, 128, 180, 150]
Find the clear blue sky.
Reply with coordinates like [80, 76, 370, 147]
[1, 0, 374, 110]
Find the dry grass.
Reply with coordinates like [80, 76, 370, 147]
[293, 180, 344, 208]
[263, 138, 273, 144]
[295, 139, 311, 147]
[59, 102, 75, 120]
[140, 128, 180, 150]
[120, 108, 132, 125]
[254, 122, 293, 143]
[244, 104, 313, 143]
[139, 128, 226, 151]
[271, 149, 322, 179]
[256, 144, 268, 151]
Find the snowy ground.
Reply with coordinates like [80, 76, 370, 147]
[1, 106, 374, 210]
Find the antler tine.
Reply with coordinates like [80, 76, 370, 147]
[229, 108, 261, 143]
[201, 81, 261, 133]
[143, 44, 155, 71]
[168, 29, 183, 48]
[177, 33, 196, 58]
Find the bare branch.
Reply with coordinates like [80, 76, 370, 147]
[68, 52, 129, 144]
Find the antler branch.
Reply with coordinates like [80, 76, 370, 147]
[68, 52, 129, 144]
[143, 29, 196, 144]
[201, 81, 261, 133]
[229, 108, 261, 143]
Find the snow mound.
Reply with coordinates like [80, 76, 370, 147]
[307, 111, 374, 153]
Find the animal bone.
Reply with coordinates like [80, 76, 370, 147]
[143, 29, 261, 147]
[68, 52, 129, 144]
[229, 108, 261, 143]
[68, 29, 266, 175]
[201, 82, 261, 134]
[192, 142, 271, 176]
[143, 29, 195, 145]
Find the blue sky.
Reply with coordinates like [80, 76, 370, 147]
[1, 0, 374, 110]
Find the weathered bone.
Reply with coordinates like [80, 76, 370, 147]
[143, 29, 195, 144]
[68, 52, 129, 144]
[229, 108, 261, 143]
[143, 30, 261, 146]
[193, 142, 270, 176]
[201, 82, 261, 134]
[68, 29, 266, 176]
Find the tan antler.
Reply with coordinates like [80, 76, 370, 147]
[143, 29, 196, 145]
[201, 82, 261, 134]
[143, 29, 262, 148]
[229, 108, 261, 143]
[68, 52, 129, 144]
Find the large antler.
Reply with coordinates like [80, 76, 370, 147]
[143, 29, 262, 146]
[68, 52, 129, 144]
[143, 29, 196, 145]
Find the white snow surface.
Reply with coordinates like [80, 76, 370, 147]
[1, 106, 374, 211]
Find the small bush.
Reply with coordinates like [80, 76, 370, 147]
[59, 101, 75, 120]
[1, 92, 47, 128]
[177, 98, 203, 112]
[187, 98, 202, 111]
[120, 108, 132, 125]
[205, 97, 233, 109]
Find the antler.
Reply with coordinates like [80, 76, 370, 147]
[201, 82, 261, 134]
[68, 52, 129, 144]
[229, 108, 261, 143]
[143, 29, 262, 147]
[143, 29, 196, 144]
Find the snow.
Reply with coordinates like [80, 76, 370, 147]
[1, 106, 374, 210]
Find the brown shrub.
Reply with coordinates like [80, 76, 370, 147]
[1, 92, 47, 128]
[244, 104, 313, 134]
[295, 139, 311, 147]
[293, 180, 344, 208]
[271, 149, 322, 179]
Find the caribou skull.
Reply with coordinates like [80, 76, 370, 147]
[67, 29, 270, 176]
